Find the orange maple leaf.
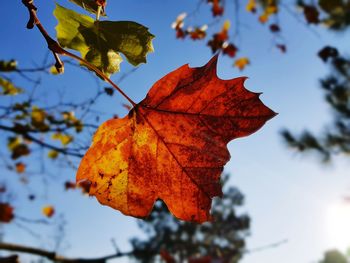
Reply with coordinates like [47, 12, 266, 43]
[77, 56, 275, 223]
[42, 205, 55, 218]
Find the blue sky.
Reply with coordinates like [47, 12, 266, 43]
[2, 0, 350, 262]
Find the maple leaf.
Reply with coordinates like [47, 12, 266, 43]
[77, 56, 275, 223]
[54, 4, 154, 77]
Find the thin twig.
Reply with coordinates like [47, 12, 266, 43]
[21, 0, 136, 107]
[0, 242, 132, 263]
[0, 124, 84, 158]
[244, 239, 288, 254]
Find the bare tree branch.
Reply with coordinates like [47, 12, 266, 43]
[0, 242, 132, 263]
[0, 124, 84, 158]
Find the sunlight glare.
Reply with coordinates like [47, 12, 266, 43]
[326, 202, 350, 250]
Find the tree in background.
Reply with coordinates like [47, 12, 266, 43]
[131, 175, 249, 263]
[0, 174, 250, 263]
[319, 249, 349, 263]
[282, 48, 350, 162]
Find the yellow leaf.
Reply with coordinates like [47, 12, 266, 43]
[52, 133, 73, 146]
[234, 57, 250, 70]
[31, 107, 46, 124]
[7, 137, 21, 151]
[222, 20, 231, 31]
[42, 205, 55, 218]
[246, 0, 256, 12]
[48, 150, 59, 159]
[0, 77, 23, 96]
[266, 5, 278, 14]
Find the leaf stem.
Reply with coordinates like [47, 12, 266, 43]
[21, 0, 136, 107]
[96, 5, 102, 21]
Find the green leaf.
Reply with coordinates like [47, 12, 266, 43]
[48, 150, 59, 159]
[0, 77, 23, 96]
[54, 4, 154, 77]
[69, 0, 106, 16]
[0, 60, 17, 72]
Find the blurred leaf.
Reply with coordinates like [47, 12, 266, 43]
[42, 205, 55, 218]
[246, 0, 257, 13]
[65, 181, 76, 190]
[188, 26, 207, 40]
[222, 43, 238, 58]
[31, 106, 49, 131]
[259, 3, 278, 23]
[15, 162, 26, 174]
[11, 144, 30, 160]
[69, 0, 106, 16]
[276, 44, 287, 53]
[302, 5, 320, 24]
[7, 137, 21, 151]
[48, 150, 59, 159]
[234, 57, 250, 70]
[7, 137, 30, 160]
[52, 133, 73, 146]
[0, 203, 14, 223]
[0, 77, 23, 96]
[54, 4, 154, 77]
[31, 107, 46, 124]
[77, 180, 91, 194]
[208, 0, 224, 17]
[207, 20, 230, 53]
[270, 24, 280, 32]
[318, 46, 339, 62]
[0, 60, 17, 72]
[104, 87, 114, 96]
